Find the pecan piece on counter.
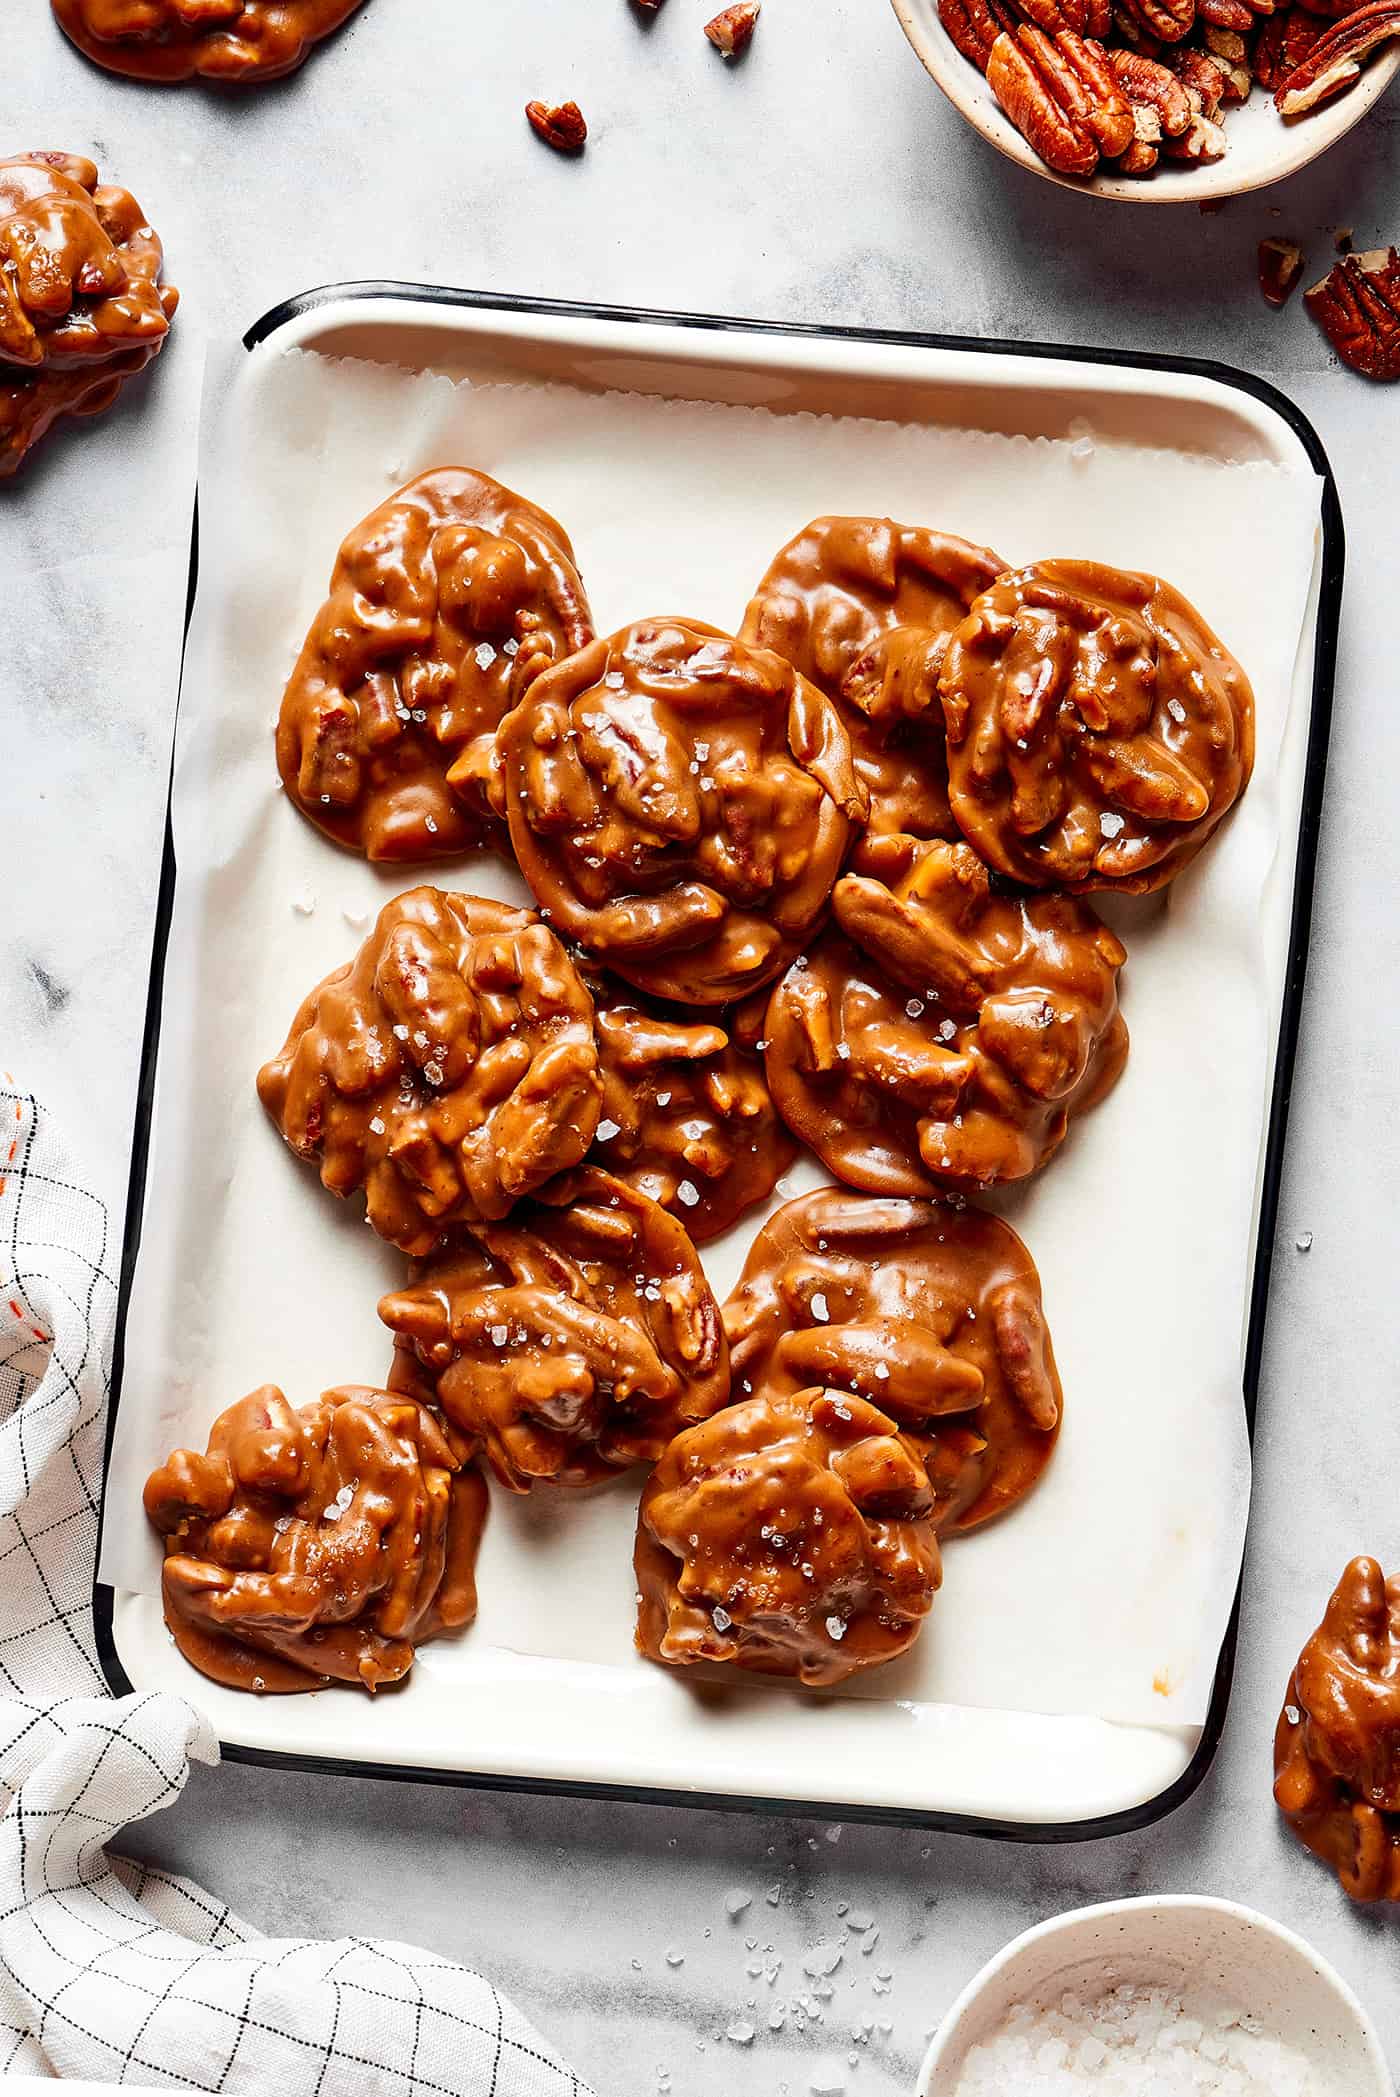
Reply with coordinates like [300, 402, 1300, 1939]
[585, 975, 795, 1243]
[1275, 0, 1400, 108]
[380, 1168, 730, 1492]
[144, 1385, 486, 1694]
[635, 1386, 940, 1686]
[987, 27, 1134, 174]
[1259, 236, 1306, 304]
[526, 99, 589, 151]
[495, 616, 866, 1007]
[1275, 1557, 1400, 1901]
[740, 514, 1007, 843]
[723, 1186, 1064, 1535]
[257, 888, 603, 1251]
[277, 468, 594, 863]
[705, 2, 760, 54]
[1305, 246, 1400, 378]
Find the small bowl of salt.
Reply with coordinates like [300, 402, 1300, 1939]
[919, 1896, 1390, 2097]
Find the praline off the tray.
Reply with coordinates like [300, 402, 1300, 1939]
[143, 1383, 486, 1694]
[52, 0, 367, 82]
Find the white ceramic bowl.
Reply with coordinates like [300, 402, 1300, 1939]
[891, 0, 1400, 203]
[918, 1895, 1392, 2095]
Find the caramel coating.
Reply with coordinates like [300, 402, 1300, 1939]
[379, 1168, 730, 1492]
[52, 0, 365, 81]
[723, 1188, 1062, 1533]
[257, 889, 603, 1253]
[585, 976, 796, 1243]
[740, 515, 1006, 841]
[143, 1383, 486, 1694]
[764, 835, 1128, 1196]
[635, 1386, 940, 1686]
[0, 154, 177, 477]
[495, 616, 868, 1005]
[1275, 1557, 1400, 1903]
[277, 469, 594, 863]
[939, 560, 1254, 892]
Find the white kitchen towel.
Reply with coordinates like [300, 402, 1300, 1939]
[0, 1071, 591, 2094]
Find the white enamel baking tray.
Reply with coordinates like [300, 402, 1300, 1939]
[96, 288, 1341, 1837]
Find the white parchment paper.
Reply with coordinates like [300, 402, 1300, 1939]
[103, 343, 1322, 1734]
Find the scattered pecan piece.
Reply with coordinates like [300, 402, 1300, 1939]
[525, 99, 588, 152]
[1259, 236, 1305, 304]
[1305, 247, 1400, 379]
[705, 2, 760, 53]
[1276, 0, 1400, 107]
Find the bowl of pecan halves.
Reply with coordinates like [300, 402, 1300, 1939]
[892, 0, 1400, 197]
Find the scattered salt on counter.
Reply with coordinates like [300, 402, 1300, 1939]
[954, 1985, 1325, 2094]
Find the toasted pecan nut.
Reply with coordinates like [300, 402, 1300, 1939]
[635, 1386, 940, 1686]
[723, 1187, 1063, 1534]
[380, 1168, 730, 1492]
[1117, 0, 1197, 39]
[1275, 1558, 1400, 1901]
[1163, 42, 1229, 112]
[1253, 4, 1323, 85]
[1163, 106, 1230, 155]
[740, 516, 1007, 843]
[1108, 48, 1196, 129]
[1276, 2, 1400, 108]
[1116, 133, 1161, 167]
[1305, 246, 1400, 378]
[763, 834, 1128, 1195]
[705, 2, 760, 53]
[51, 0, 363, 80]
[276, 469, 593, 863]
[940, 0, 1018, 64]
[987, 29, 1099, 172]
[939, 559, 1254, 892]
[257, 888, 603, 1251]
[1259, 236, 1306, 305]
[144, 1384, 486, 1694]
[525, 99, 588, 151]
[585, 976, 795, 1242]
[496, 616, 866, 1006]
[0, 154, 177, 476]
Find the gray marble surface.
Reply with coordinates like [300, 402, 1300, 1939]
[4, 3, 1400, 2092]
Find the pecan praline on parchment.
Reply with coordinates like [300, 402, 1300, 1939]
[0, 153, 177, 477]
[764, 834, 1128, 1195]
[939, 559, 1254, 891]
[635, 1385, 940, 1685]
[277, 467, 594, 862]
[143, 1383, 486, 1693]
[740, 514, 1006, 842]
[52, 0, 367, 82]
[379, 1167, 730, 1492]
[1275, 1556, 1400, 1902]
[257, 888, 603, 1252]
[495, 615, 868, 1005]
[723, 1187, 1062, 1533]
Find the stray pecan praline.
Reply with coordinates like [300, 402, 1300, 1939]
[379, 1167, 730, 1492]
[740, 514, 1007, 842]
[257, 888, 603, 1252]
[764, 834, 1128, 1195]
[723, 1187, 1063, 1533]
[495, 615, 868, 1005]
[0, 153, 177, 477]
[1275, 1556, 1400, 1902]
[635, 1385, 940, 1685]
[277, 468, 594, 862]
[939, 559, 1254, 892]
[144, 1383, 486, 1693]
[52, 0, 366, 82]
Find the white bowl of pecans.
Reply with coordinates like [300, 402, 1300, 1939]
[892, 0, 1400, 199]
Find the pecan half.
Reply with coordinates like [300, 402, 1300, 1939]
[1276, 0, 1400, 106]
[1305, 247, 1400, 379]
[705, 2, 760, 53]
[988, 28, 1132, 172]
[1117, 0, 1197, 39]
[525, 99, 588, 151]
[1254, 5, 1324, 82]
[1109, 47, 1196, 128]
[1164, 43, 1229, 110]
[1259, 236, 1305, 305]
[1116, 134, 1161, 166]
[939, 0, 1019, 70]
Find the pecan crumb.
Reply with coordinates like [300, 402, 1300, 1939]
[705, 3, 761, 55]
[525, 100, 588, 152]
[1258, 236, 1304, 306]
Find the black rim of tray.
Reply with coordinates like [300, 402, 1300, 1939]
[93, 282, 1345, 1842]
